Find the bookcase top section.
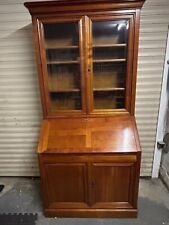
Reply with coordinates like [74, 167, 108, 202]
[24, 0, 145, 15]
[38, 115, 141, 154]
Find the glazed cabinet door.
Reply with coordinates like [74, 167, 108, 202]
[36, 15, 135, 116]
[37, 17, 86, 116]
[89, 162, 135, 208]
[43, 162, 89, 209]
[87, 15, 134, 114]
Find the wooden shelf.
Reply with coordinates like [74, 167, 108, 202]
[93, 88, 125, 91]
[93, 59, 126, 63]
[45, 40, 79, 49]
[93, 44, 127, 48]
[50, 89, 80, 93]
[46, 45, 79, 50]
[47, 60, 79, 65]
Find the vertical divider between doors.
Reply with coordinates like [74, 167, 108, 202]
[79, 17, 87, 114]
[87, 162, 94, 206]
[84, 16, 93, 114]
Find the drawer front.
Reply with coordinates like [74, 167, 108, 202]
[40, 153, 137, 163]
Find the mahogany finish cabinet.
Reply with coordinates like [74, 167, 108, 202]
[25, 0, 145, 218]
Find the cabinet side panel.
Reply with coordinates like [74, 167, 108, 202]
[131, 9, 141, 115]
[32, 16, 47, 117]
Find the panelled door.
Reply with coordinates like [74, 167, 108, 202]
[89, 162, 136, 208]
[44, 162, 89, 209]
[37, 14, 135, 117]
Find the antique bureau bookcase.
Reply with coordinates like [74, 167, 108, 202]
[24, 0, 145, 218]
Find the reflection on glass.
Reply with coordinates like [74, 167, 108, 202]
[43, 22, 82, 111]
[44, 22, 79, 47]
[92, 20, 129, 110]
[92, 20, 128, 45]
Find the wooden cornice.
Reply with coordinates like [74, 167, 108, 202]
[24, 0, 145, 15]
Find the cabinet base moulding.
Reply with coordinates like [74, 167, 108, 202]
[44, 209, 137, 218]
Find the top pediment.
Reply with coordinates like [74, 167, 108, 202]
[24, 0, 145, 15]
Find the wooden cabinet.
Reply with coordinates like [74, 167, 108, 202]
[39, 151, 140, 217]
[24, 0, 145, 218]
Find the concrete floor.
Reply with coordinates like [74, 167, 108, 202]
[0, 178, 168, 225]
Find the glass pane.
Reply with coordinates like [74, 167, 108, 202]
[92, 20, 128, 45]
[43, 22, 82, 112]
[50, 92, 81, 111]
[94, 91, 125, 109]
[92, 20, 129, 110]
[93, 64, 125, 89]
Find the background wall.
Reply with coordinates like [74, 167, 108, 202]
[0, 0, 169, 176]
[136, 0, 169, 176]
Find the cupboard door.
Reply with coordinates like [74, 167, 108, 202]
[44, 163, 88, 208]
[88, 15, 134, 113]
[38, 17, 86, 115]
[90, 162, 135, 208]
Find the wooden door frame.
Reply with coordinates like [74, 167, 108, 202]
[86, 13, 135, 115]
[33, 15, 87, 117]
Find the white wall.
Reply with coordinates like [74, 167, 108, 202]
[0, 0, 41, 176]
[136, 0, 169, 176]
[0, 0, 169, 176]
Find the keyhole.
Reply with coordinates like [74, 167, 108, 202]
[91, 181, 95, 187]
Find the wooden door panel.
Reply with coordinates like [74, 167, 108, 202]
[44, 163, 88, 208]
[91, 162, 135, 208]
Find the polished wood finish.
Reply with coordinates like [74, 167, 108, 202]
[38, 116, 140, 154]
[24, 0, 144, 15]
[44, 162, 88, 208]
[25, 0, 145, 218]
[90, 162, 134, 206]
